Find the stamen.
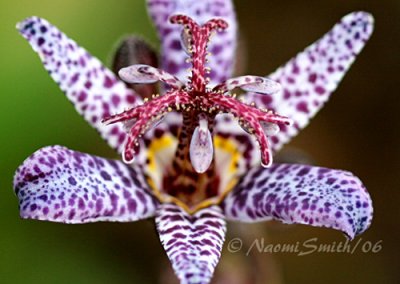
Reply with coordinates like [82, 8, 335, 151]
[213, 75, 282, 95]
[103, 90, 192, 163]
[189, 115, 214, 174]
[206, 92, 292, 167]
[122, 118, 137, 133]
[119, 65, 184, 89]
[261, 122, 280, 136]
[180, 29, 191, 55]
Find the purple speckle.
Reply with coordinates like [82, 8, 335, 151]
[308, 73, 317, 83]
[37, 37, 45, 46]
[296, 102, 309, 113]
[315, 86, 326, 95]
[170, 39, 181, 50]
[84, 81, 92, 89]
[38, 194, 48, 202]
[43, 207, 49, 215]
[103, 76, 114, 88]
[78, 198, 85, 210]
[111, 95, 121, 107]
[78, 91, 87, 102]
[68, 176, 77, 185]
[298, 167, 311, 176]
[211, 44, 223, 55]
[96, 199, 103, 212]
[127, 198, 137, 213]
[100, 171, 111, 181]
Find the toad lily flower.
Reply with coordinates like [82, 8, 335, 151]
[14, 0, 374, 283]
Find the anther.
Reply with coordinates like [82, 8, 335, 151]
[189, 115, 214, 174]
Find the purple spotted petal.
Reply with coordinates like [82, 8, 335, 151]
[156, 203, 226, 284]
[247, 12, 374, 152]
[14, 146, 158, 223]
[147, 0, 237, 84]
[222, 164, 373, 239]
[17, 17, 141, 154]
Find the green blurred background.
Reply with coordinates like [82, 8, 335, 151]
[0, 0, 398, 283]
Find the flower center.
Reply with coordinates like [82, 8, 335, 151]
[103, 15, 292, 213]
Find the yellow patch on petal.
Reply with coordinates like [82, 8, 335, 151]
[145, 133, 247, 214]
[214, 136, 242, 175]
[145, 133, 177, 197]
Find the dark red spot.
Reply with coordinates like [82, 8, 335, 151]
[70, 73, 80, 85]
[103, 76, 115, 88]
[296, 102, 309, 113]
[84, 81, 92, 89]
[126, 95, 136, 104]
[292, 64, 300, 74]
[308, 73, 317, 83]
[260, 94, 272, 105]
[78, 91, 87, 102]
[111, 95, 121, 107]
[315, 86, 326, 95]
[167, 61, 180, 74]
[110, 126, 119, 135]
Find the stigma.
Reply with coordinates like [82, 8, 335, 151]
[103, 14, 292, 171]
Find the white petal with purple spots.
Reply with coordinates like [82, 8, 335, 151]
[147, 0, 237, 85]
[247, 12, 374, 153]
[14, 146, 158, 223]
[222, 164, 372, 239]
[156, 203, 226, 284]
[17, 17, 141, 154]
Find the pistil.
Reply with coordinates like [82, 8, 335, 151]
[102, 14, 292, 211]
[170, 15, 228, 93]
